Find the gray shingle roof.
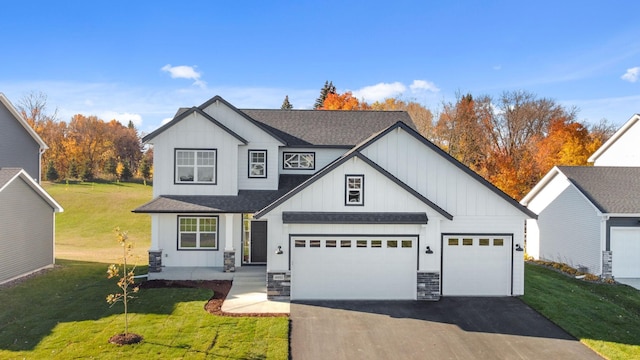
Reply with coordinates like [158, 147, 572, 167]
[558, 166, 640, 213]
[134, 175, 310, 213]
[242, 109, 415, 146]
[0, 167, 22, 188]
[282, 212, 428, 224]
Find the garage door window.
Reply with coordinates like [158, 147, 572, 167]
[357, 240, 367, 248]
[326, 240, 337, 248]
[310, 240, 321, 247]
[463, 238, 473, 246]
[341, 240, 351, 247]
[295, 240, 306, 247]
[402, 240, 413, 248]
[448, 238, 459, 246]
[371, 240, 382, 248]
[387, 240, 398, 248]
[479, 238, 490, 246]
[493, 239, 504, 246]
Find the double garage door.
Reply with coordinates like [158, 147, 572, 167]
[611, 227, 640, 278]
[290, 234, 514, 300]
[291, 236, 417, 300]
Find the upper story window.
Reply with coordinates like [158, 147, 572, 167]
[249, 150, 267, 178]
[175, 149, 216, 184]
[178, 216, 218, 250]
[346, 175, 364, 205]
[283, 152, 315, 170]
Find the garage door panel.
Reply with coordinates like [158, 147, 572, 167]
[611, 227, 640, 278]
[291, 237, 417, 300]
[443, 235, 512, 296]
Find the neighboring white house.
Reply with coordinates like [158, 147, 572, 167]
[0, 93, 63, 285]
[588, 114, 640, 166]
[522, 115, 640, 281]
[135, 95, 535, 300]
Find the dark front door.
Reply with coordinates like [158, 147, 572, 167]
[250, 221, 267, 263]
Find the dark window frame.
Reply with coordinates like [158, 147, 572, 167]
[345, 174, 365, 206]
[174, 148, 218, 185]
[176, 215, 219, 251]
[248, 149, 268, 178]
[283, 151, 316, 170]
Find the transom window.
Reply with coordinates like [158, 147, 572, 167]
[175, 149, 216, 183]
[178, 216, 218, 250]
[249, 150, 267, 178]
[283, 152, 315, 169]
[345, 175, 364, 205]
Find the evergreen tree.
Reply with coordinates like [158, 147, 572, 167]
[81, 161, 94, 181]
[45, 159, 59, 181]
[314, 81, 336, 109]
[281, 95, 293, 110]
[104, 157, 118, 176]
[68, 159, 79, 179]
[139, 158, 151, 180]
[120, 161, 133, 181]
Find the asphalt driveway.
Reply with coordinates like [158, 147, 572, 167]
[290, 297, 602, 360]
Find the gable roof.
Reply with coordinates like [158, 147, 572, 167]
[0, 168, 63, 212]
[557, 166, 640, 214]
[254, 149, 454, 220]
[142, 105, 248, 144]
[357, 121, 538, 219]
[242, 109, 415, 147]
[588, 114, 640, 163]
[143, 95, 416, 147]
[0, 93, 48, 150]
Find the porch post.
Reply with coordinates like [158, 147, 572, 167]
[223, 213, 235, 272]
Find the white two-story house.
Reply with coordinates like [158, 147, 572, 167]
[135, 95, 535, 300]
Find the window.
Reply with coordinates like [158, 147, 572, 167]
[387, 240, 398, 248]
[248, 150, 267, 178]
[310, 240, 321, 247]
[340, 240, 351, 248]
[357, 240, 367, 248]
[283, 152, 315, 169]
[345, 175, 364, 205]
[479, 238, 490, 246]
[326, 240, 337, 248]
[295, 240, 306, 247]
[401, 240, 413, 248]
[463, 238, 473, 246]
[175, 149, 216, 183]
[371, 240, 382, 248]
[493, 238, 504, 246]
[448, 238, 459, 246]
[178, 216, 218, 250]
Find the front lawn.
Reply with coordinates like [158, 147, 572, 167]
[522, 263, 640, 359]
[0, 259, 288, 359]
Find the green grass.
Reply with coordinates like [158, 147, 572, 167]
[522, 263, 640, 359]
[44, 181, 152, 263]
[0, 259, 289, 359]
[1, 181, 290, 359]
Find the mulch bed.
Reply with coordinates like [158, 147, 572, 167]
[139, 280, 288, 317]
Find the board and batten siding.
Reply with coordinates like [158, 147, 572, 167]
[535, 183, 603, 274]
[593, 117, 640, 166]
[152, 213, 242, 268]
[263, 156, 449, 272]
[0, 177, 54, 284]
[149, 112, 243, 197]
[0, 103, 41, 181]
[360, 128, 527, 218]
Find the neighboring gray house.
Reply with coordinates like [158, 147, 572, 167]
[0, 93, 48, 183]
[0, 93, 63, 285]
[0, 168, 63, 284]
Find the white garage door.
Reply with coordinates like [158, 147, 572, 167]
[442, 235, 512, 296]
[611, 227, 640, 278]
[291, 236, 417, 300]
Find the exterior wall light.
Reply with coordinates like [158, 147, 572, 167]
[275, 245, 283, 255]
[515, 244, 524, 252]
[425, 246, 433, 254]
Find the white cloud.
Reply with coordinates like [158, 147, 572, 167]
[351, 82, 407, 103]
[161, 64, 207, 88]
[160, 117, 173, 125]
[100, 111, 143, 127]
[621, 67, 640, 83]
[409, 79, 440, 93]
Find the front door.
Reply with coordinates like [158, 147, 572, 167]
[250, 221, 267, 263]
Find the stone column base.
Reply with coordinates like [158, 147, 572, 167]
[602, 250, 613, 279]
[417, 272, 440, 300]
[148, 250, 162, 272]
[224, 250, 236, 272]
[267, 271, 291, 300]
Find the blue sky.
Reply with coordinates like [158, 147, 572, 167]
[1, 1, 639, 134]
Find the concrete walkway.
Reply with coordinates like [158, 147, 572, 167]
[221, 266, 290, 314]
[147, 265, 289, 314]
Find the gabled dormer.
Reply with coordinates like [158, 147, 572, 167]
[588, 113, 640, 166]
[0, 93, 48, 183]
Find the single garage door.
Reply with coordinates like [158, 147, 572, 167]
[291, 236, 417, 300]
[442, 235, 512, 296]
[611, 227, 640, 278]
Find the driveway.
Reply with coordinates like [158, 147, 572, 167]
[290, 297, 602, 360]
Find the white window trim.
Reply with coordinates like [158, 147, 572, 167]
[175, 149, 217, 184]
[178, 216, 219, 250]
[248, 150, 267, 178]
[345, 175, 364, 206]
[283, 152, 315, 169]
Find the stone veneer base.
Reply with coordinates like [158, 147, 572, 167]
[417, 272, 441, 301]
[267, 271, 291, 300]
